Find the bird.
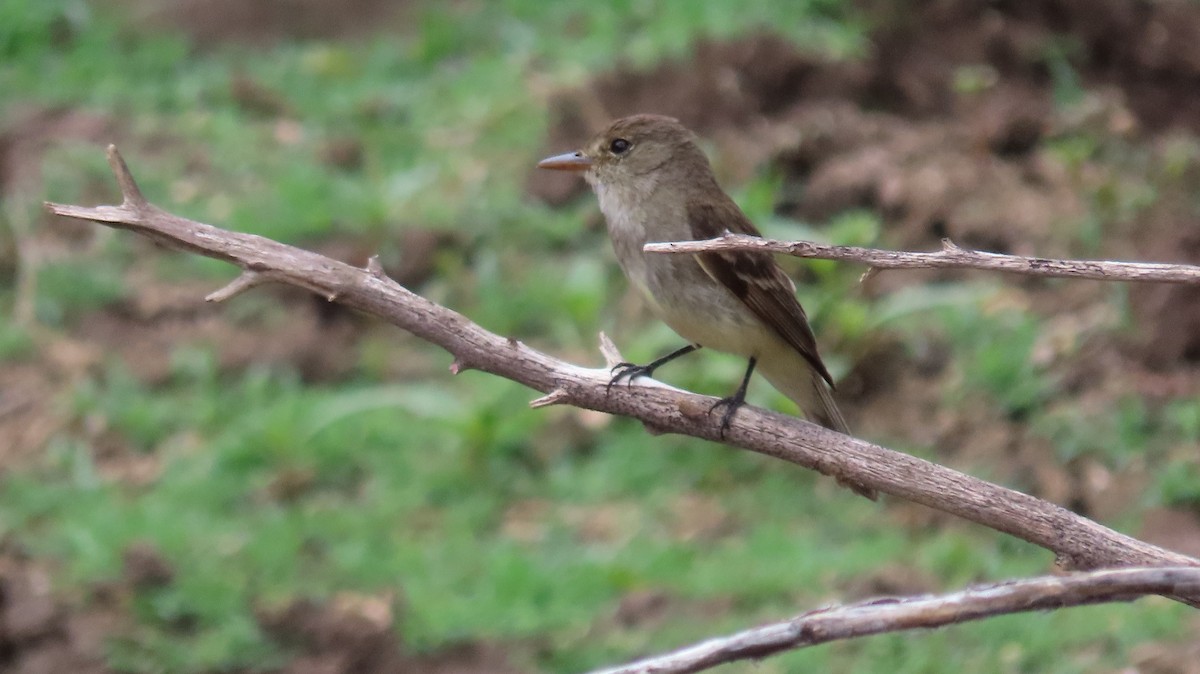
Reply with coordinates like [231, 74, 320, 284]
[538, 114, 873, 500]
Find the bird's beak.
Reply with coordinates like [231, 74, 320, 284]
[537, 151, 592, 172]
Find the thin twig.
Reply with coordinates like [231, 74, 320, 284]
[644, 233, 1200, 283]
[591, 567, 1200, 674]
[44, 147, 1200, 607]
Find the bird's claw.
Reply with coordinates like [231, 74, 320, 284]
[607, 361, 653, 393]
[708, 396, 745, 438]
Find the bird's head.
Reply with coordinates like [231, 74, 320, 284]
[537, 114, 707, 189]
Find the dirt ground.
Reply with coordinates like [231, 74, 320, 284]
[5, 0, 1200, 671]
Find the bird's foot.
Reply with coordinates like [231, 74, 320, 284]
[708, 395, 746, 439]
[607, 361, 655, 393]
[606, 345, 700, 394]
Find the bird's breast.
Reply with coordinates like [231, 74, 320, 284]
[593, 185, 769, 357]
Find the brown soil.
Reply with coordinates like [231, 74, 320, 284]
[7, 0, 1200, 670]
[0, 546, 117, 674]
[257, 598, 522, 674]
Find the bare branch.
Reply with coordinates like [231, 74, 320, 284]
[44, 148, 1200, 605]
[644, 233, 1200, 284]
[592, 566, 1200, 674]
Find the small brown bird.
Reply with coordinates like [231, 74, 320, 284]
[539, 114, 873, 499]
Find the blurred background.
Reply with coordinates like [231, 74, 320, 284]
[2, 0, 1200, 672]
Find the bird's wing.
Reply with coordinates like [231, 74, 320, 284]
[687, 199, 835, 387]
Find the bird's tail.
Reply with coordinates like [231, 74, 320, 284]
[758, 355, 878, 501]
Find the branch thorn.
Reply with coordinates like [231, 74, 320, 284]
[598, 332, 624, 369]
[106, 145, 149, 210]
[530, 389, 569, 408]
[366, 255, 387, 278]
[206, 271, 266, 302]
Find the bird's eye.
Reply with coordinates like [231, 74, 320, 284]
[609, 138, 631, 154]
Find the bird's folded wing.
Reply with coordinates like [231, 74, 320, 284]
[687, 200, 834, 387]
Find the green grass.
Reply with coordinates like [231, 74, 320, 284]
[1, 0, 1197, 672]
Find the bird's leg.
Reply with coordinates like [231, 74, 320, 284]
[709, 357, 756, 437]
[608, 344, 700, 392]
